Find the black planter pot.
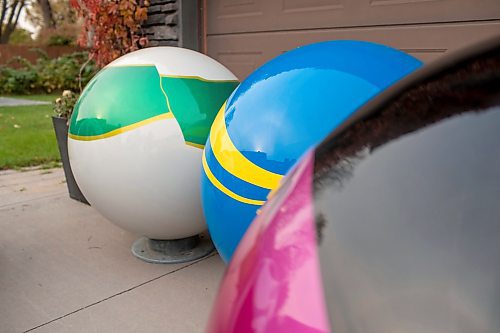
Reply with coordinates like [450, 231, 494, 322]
[52, 116, 90, 205]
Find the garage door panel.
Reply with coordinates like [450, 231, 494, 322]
[207, 21, 500, 79]
[216, 51, 263, 80]
[283, 0, 344, 13]
[208, 0, 500, 35]
[213, 0, 264, 20]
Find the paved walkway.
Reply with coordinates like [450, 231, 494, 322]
[0, 168, 224, 333]
[0, 97, 50, 107]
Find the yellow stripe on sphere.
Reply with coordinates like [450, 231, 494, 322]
[209, 103, 283, 190]
[202, 152, 265, 206]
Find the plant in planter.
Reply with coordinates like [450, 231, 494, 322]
[54, 90, 79, 121]
[52, 90, 89, 204]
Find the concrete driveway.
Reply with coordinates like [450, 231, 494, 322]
[0, 168, 224, 333]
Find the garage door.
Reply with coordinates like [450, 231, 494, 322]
[205, 0, 500, 79]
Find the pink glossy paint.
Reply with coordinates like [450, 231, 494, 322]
[206, 151, 330, 333]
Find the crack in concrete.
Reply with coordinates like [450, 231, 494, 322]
[23, 253, 217, 332]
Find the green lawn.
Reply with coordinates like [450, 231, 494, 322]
[0, 94, 61, 170]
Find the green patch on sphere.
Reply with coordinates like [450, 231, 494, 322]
[69, 66, 168, 137]
[161, 76, 238, 146]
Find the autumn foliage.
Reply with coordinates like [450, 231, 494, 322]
[71, 0, 149, 67]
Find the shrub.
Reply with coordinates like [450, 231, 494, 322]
[0, 51, 97, 94]
[47, 35, 74, 46]
[36, 26, 79, 46]
[9, 28, 34, 45]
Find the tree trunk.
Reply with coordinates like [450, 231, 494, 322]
[0, 1, 8, 42]
[37, 0, 55, 29]
[0, 0, 26, 44]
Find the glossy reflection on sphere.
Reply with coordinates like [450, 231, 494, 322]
[201, 40, 422, 262]
[68, 47, 238, 239]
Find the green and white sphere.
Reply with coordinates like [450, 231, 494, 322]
[68, 47, 238, 239]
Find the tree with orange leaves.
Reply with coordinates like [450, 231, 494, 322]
[71, 0, 149, 67]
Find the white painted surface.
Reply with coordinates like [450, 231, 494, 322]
[68, 119, 206, 239]
[107, 47, 238, 81]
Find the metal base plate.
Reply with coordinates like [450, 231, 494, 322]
[131, 234, 215, 264]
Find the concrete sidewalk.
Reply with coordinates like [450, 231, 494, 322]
[0, 168, 224, 333]
[0, 97, 50, 107]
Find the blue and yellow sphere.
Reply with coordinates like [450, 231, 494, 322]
[68, 47, 238, 240]
[201, 40, 422, 262]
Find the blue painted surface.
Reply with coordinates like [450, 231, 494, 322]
[205, 137, 270, 202]
[202, 40, 423, 262]
[201, 170, 261, 261]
